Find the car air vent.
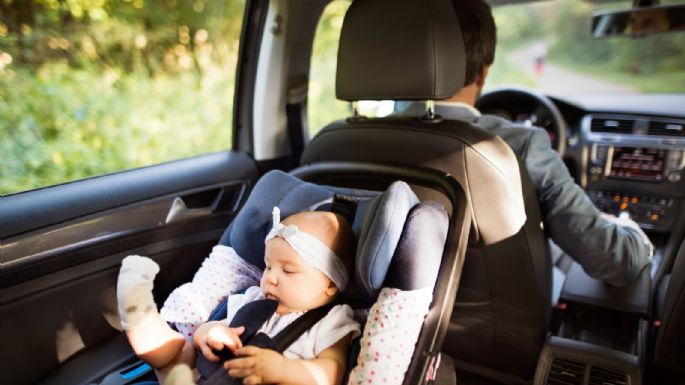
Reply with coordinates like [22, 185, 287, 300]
[648, 120, 685, 137]
[590, 117, 635, 134]
[588, 366, 627, 385]
[547, 358, 586, 385]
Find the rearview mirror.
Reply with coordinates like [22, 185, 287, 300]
[592, 4, 685, 37]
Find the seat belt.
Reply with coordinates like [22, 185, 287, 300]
[285, 75, 308, 166]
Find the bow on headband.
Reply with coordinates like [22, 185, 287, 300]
[265, 207, 349, 290]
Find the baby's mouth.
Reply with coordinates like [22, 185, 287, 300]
[265, 292, 277, 300]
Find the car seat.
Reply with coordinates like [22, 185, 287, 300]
[300, 0, 551, 381]
[97, 168, 470, 385]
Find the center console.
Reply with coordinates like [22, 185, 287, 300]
[535, 266, 651, 385]
[535, 114, 685, 385]
[582, 115, 685, 234]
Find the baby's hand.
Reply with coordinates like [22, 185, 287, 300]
[224, 346, 285, 385]
[193, 321, 245, 362]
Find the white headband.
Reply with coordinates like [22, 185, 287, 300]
[265, 207, 349, 290]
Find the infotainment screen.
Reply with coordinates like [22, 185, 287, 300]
[609, 147, 666, 181]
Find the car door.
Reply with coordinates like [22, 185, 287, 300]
[0, 1, 269, 384]
[0, 153, 258, 385]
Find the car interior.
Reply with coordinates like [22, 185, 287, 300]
[1, 0, 685, 384]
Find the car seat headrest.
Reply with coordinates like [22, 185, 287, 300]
[384, 201, 448, 291]
[221, 170, 335, 268]
[219, 170, 419, 299]
[336, 0, 465, 101]
[355, 180, 419, 295]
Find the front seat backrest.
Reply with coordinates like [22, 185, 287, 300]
[301, 0, 551, 379]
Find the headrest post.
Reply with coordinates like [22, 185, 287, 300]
[419, 100, 442, 123]
[426, 100, 436, 119]
[351, 101, 360, 118]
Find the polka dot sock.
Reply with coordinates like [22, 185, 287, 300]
[117, 255, 162, 330]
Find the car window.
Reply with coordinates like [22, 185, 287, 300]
[308, 0, 394, 136]
[0, 0, 244, 195]
[486, 0, 685, 95]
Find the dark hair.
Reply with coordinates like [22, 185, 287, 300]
[452, 0, 497, 86]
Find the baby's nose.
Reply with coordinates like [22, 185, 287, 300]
[265, 271, 278, 284]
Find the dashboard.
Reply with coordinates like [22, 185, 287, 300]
[486, 93, 685, 236]
[579, 113, 685, 233]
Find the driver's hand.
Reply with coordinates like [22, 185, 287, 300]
[601, 212, 654, 259]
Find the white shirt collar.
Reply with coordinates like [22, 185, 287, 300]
[435, 101, 482, 117]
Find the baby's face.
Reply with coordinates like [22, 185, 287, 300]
[261, 237, 338, 314]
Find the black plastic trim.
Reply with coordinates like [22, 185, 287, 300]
[560, 262, 652, 316]
[0, 151, 258, 239]
[534, 336, 642, 385]
[233, 0, 270, 154]
[2, 182, 245, 268]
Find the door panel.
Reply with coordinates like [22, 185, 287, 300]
[0, 151, 259, 385]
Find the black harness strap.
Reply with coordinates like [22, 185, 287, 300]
[201, 302, 336, 385]
[271, 302, 335, 351]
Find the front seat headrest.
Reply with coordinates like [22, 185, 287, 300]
[336, 0, 466, 101]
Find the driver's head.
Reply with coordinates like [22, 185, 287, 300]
[452, 0, 497, 87]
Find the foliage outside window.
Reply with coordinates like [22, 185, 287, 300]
[0, 0, 244, 195]
[308, 0, 350, 135]
[487, 0, 685, 94]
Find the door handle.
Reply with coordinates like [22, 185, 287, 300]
[165, 190, 222, 224]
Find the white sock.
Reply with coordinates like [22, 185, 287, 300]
[117, 255, 161, 330]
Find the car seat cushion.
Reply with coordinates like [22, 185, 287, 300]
[161, 170, 421, 337]
[349, 287, 433, 384]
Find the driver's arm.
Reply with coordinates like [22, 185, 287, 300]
[523, 127, 653, 286]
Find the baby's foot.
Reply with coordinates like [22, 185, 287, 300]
[117, 255, 160, 330]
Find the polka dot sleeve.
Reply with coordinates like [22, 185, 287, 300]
[160, 245, 262, 340]
[348, 287, 433, 385]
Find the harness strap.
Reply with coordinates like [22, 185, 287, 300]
[271, 302, 335, 352]
[200, 301, 336, 385]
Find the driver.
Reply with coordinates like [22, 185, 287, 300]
[399, 0, 653, 288]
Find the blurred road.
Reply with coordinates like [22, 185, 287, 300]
[506, 41, 639, 95]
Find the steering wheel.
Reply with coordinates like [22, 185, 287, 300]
[476, 87, 567, 157]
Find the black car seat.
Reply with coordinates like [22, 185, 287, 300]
[651, 238, 685, 385]
[300, 0, 551, 381]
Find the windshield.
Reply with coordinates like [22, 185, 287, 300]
[486, 0, 685, 95]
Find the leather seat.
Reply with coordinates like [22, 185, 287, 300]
[300, 0, 551, 380]
[651, 238, 685, 385]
